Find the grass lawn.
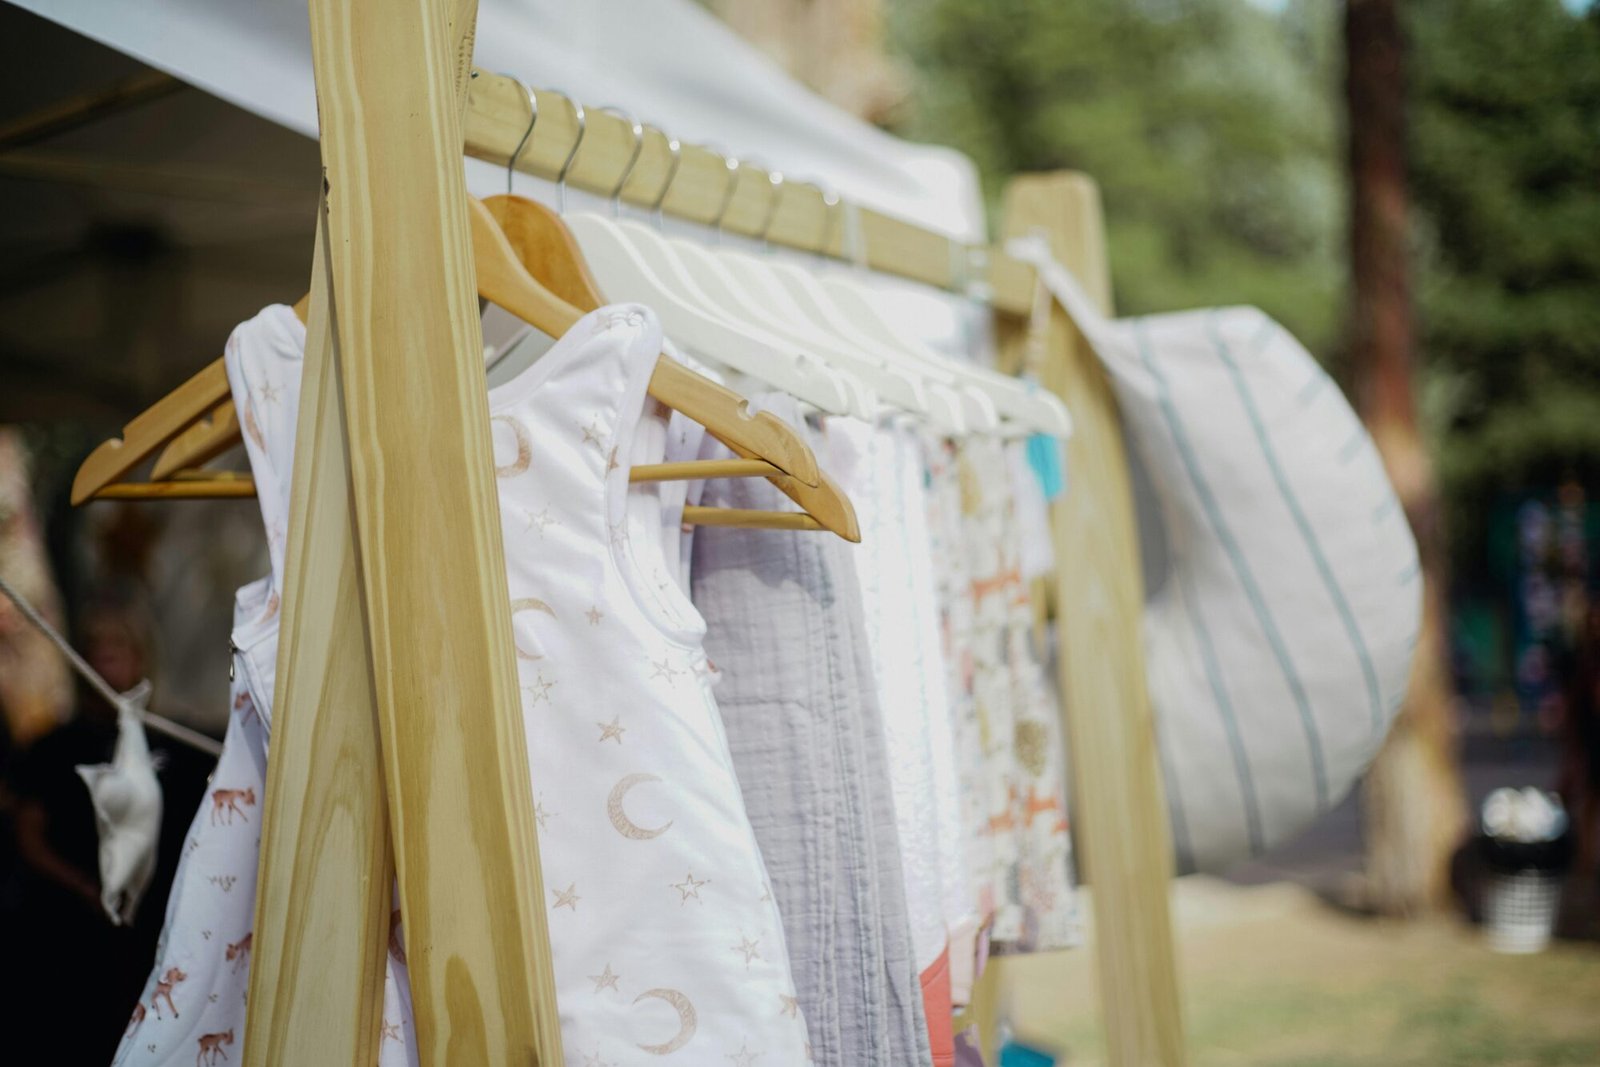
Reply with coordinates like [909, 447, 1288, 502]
[979, 877, 1600, 1066]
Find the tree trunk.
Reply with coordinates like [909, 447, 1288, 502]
[1345, 0, 1467, 916]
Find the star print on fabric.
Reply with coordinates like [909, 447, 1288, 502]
[588, 963, 621, 993]
[525, 506, 557, 536]
[607, 446, 620, 473]
[779, 994, 799, 1018]
[671, 872, 710, 903]
[533, 797, 556, 829]
[650, 656, 680, 682]
[256, 380, 281, 404]
[381, 1021, 401, 1041]
[522, 673, 555, 706]
[731, 932, 762, 968]
[726, 1041, 761, 1067]
[581, 419, 603, 445]
[582, 1053, 615, 1067]
[553, 883, 581, 911]
[586, 606, 604, 625]
[596, 716, 627, 744]
[608, 521, 629, 548]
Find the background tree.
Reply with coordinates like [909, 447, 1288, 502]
[1407, 0, 1600, 563]
[1346, 0, 1464, 916]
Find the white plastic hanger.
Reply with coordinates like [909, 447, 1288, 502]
[708, 170, 979, 434]
[822, 275, 1068, 438]
[588, 127, 883, 419]
[603, 144, 883, 423]
[733, 178, 997, 434]
[681, 162, 969, 434]
[553, 98, 858, 417]
[816, 197, 1072, 437]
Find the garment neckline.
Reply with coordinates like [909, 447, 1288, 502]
[258, 302, 308, 357]
[486, 308, 624, 411]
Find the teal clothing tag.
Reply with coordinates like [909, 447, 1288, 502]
[1027, 431, 1067, 502]
[1000, 1039, 1058, 1067]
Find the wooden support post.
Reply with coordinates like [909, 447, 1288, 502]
[248, 0, 565, 1062]
[304, 0, 564, 1058]
[243, 228, 392, 1065]
[995, 172, 1186, 1067]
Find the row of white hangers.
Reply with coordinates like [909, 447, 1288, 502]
[517, 82, 1072, 439]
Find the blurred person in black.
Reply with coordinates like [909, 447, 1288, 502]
[0, 588, 211, 1055]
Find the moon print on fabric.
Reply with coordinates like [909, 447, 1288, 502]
[633, 988, 697, 1054]
[492, 415, 532, 477]
[510, 597, 556, 661]
[607, 773, 672, 840]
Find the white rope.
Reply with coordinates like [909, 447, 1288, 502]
[0, 572, 223, 758]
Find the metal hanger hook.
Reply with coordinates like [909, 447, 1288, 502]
[709, 151, 742, 245]
[501, 74, 539, 198]
[546, 89, 586, 213]
[598, 106, 644, 218]
[757, 169, 785, 252]
[807, 181, 841, 261]
[649, 129, 682, 230]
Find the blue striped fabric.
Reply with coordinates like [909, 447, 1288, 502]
[1134, 319, 1330, 813]
[1208, 312, 1386, 738]
[1014, 241, 1422, 873]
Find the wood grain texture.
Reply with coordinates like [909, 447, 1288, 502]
[306, 0, 561, 1060]
[996, 172, 1187, 1067]
[151, 399, 238, 479]
[243, 226, 390, 1066]
[462, 69, 1037, 314]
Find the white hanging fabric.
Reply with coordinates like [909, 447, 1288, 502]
[1013, 239, 1422, 873]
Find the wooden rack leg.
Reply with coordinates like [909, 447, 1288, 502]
[244, 227, 391, 1065]
[305, 0, 561, 1061]
[994, 172, 1187, 1066]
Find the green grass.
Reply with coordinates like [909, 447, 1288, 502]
[990, 879, 1600, 1066]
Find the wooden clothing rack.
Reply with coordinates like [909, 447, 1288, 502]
[242, 1, 1184, 1064]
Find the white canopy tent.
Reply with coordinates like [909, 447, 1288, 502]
[11, 0, 986, 241]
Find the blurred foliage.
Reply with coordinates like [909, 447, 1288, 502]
[888, 0, 1346, 353]
[888, 0, 1600, 572]
[1409, 0, 1600, 555]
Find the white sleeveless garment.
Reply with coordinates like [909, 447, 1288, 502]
[115, 304, 809, 1066]
[112, 303, 302, 1066]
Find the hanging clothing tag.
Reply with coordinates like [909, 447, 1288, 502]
[1026, 432, 1066, 502]
[1023, 378, 1068, 502]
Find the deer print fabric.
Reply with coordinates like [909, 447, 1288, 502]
[112, 304, 301, 1066]
[112, 614, 267, 1065]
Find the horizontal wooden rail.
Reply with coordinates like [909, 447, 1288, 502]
[462, 69, 1036, 316]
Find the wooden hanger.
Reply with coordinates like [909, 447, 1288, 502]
[76, 202, 859, 535]
[483, 191, 858, 541]
[77, 201, 819, 498]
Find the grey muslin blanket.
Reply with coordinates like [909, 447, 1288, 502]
[692, 406, 929, 1067]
